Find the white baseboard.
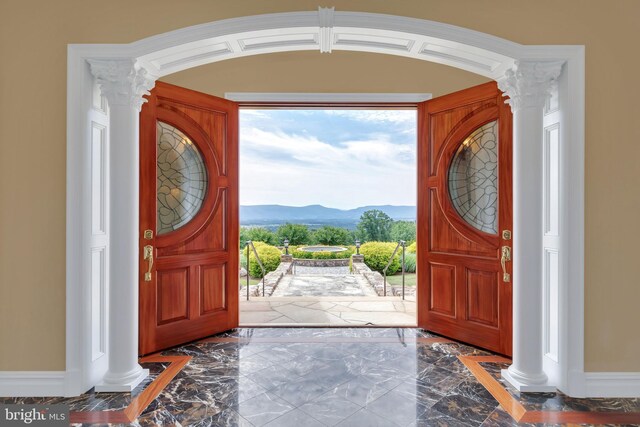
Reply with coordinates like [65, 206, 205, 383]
[0, 371, 66, 397]
[584, 372, 640, 398]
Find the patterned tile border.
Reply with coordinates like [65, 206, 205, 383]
[459, 355, 640, 424]
[69, 354, 191, 424]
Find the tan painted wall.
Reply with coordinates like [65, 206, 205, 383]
[0, 0, 638, 372]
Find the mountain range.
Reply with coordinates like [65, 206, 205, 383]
[240, 204, 416, 224]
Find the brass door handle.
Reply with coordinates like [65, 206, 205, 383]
[143, 245, 154, 282]
[501, 245, 511, 282]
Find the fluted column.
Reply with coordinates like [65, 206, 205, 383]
[88, 59, 156, 392]
[497, 60, 563, 392]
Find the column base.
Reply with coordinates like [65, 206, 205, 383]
[95, 368, 149, 393]
[502, 368, 556, 393]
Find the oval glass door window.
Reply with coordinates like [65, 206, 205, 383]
[447, 120, 498, 234]
[156, 121, 208, 235]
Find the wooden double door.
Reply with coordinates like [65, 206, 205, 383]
[137, 81, 512, 356]
[417, 82, 513, 356]
[138, 82, 239, 355]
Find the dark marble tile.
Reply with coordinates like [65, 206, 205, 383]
[299, 392, 362, 426]
[431, 394, 496, 426]
[270, 375, 330, 406]
[415, 366, 467, 394]
[336, 408, 398, 427]
[410, 407, 476, 427]
[393, 379, 447, 409]
[432, 354, 473, 376]
[325, 376, 391, 406]
[365, 388, 430, 426]
[264, 408, 325, 427]
[451, 379, 498, 406]
[480, 409, 521, 427]
[236, 392, 295, 426]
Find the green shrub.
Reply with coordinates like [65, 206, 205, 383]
[360, 241, 401, 274]
[276, 223, 312, 245]
[403, 252, 417, 273]
[240, 227, 278, 247]
[312, 251, 334, 259]
[247, 242, 281, 278]
[292, 248, 313, 259]
[407, 241, 417, 254]
[312, 226, 353, 245]
[240, 252, 247, 270]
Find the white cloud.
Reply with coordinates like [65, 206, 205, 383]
[324, 109, 416, 125]
[240, 126, 416, 209]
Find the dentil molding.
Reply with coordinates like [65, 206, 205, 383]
[497, 60, 564, 111]
[88, 59, 156, 111]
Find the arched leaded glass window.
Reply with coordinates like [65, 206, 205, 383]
[447, 120, 498, 234]
[156, 121, 208, 234]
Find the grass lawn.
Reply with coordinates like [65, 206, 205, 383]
[239, 276, 262, 286]
[385, 272, 417, 287]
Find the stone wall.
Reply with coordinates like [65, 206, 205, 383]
[351, 256, 416, 297]
[292, 258, 350, 267]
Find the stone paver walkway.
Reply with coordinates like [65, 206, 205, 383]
[240, 296, 416, 326]
[272, 274, 377, 297]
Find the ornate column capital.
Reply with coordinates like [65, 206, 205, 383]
[88, 59, 156, 111]
[497, 60, 564, 112]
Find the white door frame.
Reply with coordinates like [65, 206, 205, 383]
[63, 9, 588, 396]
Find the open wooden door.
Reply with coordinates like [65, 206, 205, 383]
[139, 82, 238, 355]
[417, 82, 513, 355]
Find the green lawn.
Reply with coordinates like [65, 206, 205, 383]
[385, 272, 416, 287]
[239, 276, 262, 286]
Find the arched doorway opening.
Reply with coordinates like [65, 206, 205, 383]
[66, 8, 585, 396]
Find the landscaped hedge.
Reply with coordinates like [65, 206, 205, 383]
[403, 252, 417, 273]
[290, 246, 355, 260]
[407, 241, 417, 254]
[360, 241, 401, 275]
[246, 242, 281, 278]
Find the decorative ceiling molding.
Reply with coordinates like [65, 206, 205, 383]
[122, 8, 533, 79]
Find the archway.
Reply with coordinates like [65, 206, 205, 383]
[66, 8, 585, 396]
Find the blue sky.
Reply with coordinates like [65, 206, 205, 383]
[240, 109, 417, 210]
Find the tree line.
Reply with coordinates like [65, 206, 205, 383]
[240, 209, 416, 247]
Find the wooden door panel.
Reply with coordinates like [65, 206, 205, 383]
[200, 264, 227, 315]
[157, 268, 189, 325]
[428, 263, 456, 317]
[428, 189, 496, 257]
[465, 268, 499, 327]
[418, 81, 512, 356]
[139, 82, 238, 355]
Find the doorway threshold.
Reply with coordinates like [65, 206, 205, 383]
[240, 295, 416, 327]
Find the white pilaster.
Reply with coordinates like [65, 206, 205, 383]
[88, 59, 156, 392]
[497, 60, 564, 393]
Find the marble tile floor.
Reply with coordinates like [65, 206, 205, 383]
[2, 328, 640, 426]
[240, 297, 417, 326]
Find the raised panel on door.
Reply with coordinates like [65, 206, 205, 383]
[200, 264, 227, 315]
[156, 268, 189, 325]
[428, 263, 456, 317]
[417, 82, 513, 355]
[139, 82, 239, 355]
[465, 268, 499, 328]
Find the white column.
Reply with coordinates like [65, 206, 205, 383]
[497, 60, 563, 392]
[88, 59, 156, 392]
